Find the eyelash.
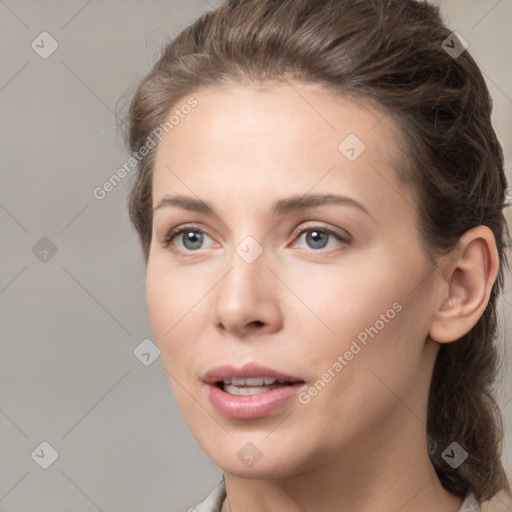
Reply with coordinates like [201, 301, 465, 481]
[159, 223, 350, 257]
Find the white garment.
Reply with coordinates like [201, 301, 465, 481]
[188, 476, 483, 512]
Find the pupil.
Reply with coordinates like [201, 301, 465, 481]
[184, 231, 203, 250]
[307, 230, 328, 249]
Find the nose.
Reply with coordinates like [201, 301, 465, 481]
[211, 246, 283, 338]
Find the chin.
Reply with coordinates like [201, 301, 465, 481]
[202, 439, 312, 480]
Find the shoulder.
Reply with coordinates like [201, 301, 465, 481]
[186, 477, 226, 512]
[479, 490, 512, 512]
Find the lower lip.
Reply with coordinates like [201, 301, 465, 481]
[204, 382, 306, 419]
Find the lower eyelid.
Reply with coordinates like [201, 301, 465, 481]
[312, 239, 342, 250]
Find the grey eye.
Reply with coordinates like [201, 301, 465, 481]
[305, 230, 330, 249]
[180, 230, 207, 251]
[296, 228, 342, 250]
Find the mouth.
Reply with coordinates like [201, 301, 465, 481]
[214, 376, 301, 396]
[201, 363, 306, 419]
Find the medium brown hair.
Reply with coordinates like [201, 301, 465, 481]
[121, 0, 511, 499]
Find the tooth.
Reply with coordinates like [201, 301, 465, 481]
[222, 376, 288, 387]
[244, 377, 264, 386]
[224, 384, 272, 396]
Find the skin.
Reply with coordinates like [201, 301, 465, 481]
[146, 81, 499, 512]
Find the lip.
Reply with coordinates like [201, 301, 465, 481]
[201, 363, 306, 420]
[202, 362, 304, 384]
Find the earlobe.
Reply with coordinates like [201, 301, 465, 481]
[429, 226, 499, 344]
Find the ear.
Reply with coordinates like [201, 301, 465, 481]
[429, 226, 500, 344]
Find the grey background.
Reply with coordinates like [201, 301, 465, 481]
[0, 1, 511, 511]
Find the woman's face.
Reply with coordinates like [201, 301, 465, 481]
[147, 82, 441, 478]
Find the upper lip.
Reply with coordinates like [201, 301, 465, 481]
[202, 363, 304, 384]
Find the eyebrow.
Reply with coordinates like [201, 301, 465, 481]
[153, 193, 372, 218]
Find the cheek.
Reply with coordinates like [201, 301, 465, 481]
[145, 263, 189, 363]
[146, 257, 197, 332]
[145, 266, 170, 338]
[286, 261, 399, 345]
[295, 302, 426, 445]
[290, 255, 430, 384]
[145, 260, 213, 373]
[313, 294, 432, 425]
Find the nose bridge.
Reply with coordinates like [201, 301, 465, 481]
[211, 233, 280, 334]
[221, 214, 269, 285]
[221, 235, 268, 303]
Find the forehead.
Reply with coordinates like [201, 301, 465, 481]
[157, 81, 396, 156]
[151, 81, 415, 220]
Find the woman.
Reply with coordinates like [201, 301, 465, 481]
[122, 0, 512, 510]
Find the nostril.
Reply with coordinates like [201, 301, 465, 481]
[252, 320, 264, 327]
